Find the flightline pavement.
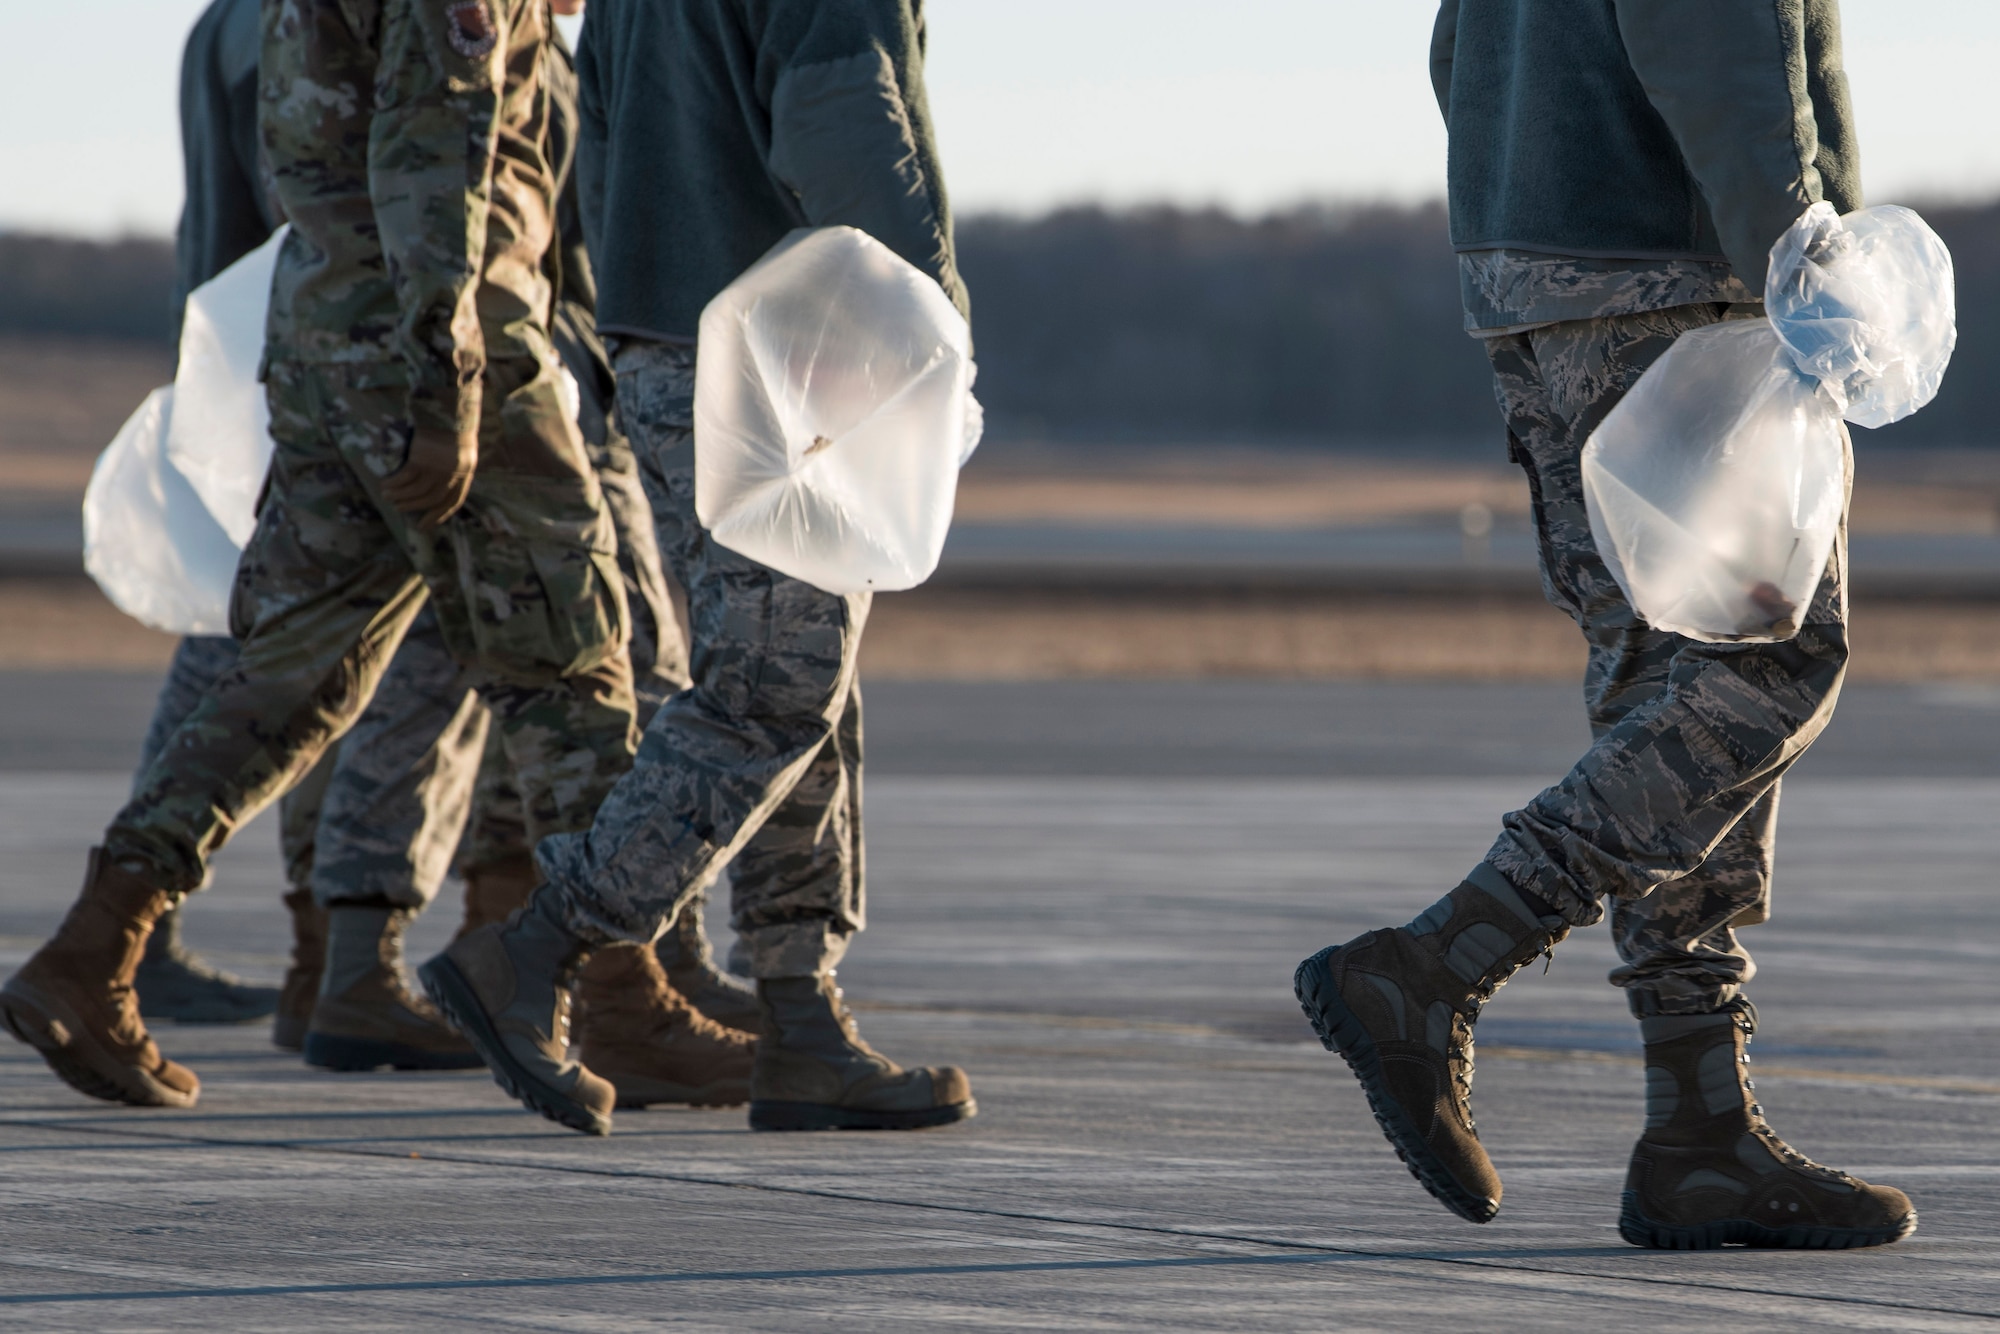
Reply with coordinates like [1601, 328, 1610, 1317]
[1, 676, 1997, 1330]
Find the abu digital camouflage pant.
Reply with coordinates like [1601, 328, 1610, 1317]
[538, 341, 867, 977]
[1482, 304, 1851, 1017]
[107, 359, 638, 895]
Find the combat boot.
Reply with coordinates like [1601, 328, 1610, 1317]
[1620, 1002, 1917, 1250]
[302, 903, 483, 1072]
[0, 849, 199, 1108]
[272, 887, 326, 1052]
[578, 942, 755, 1107]
[418, 887, 617, 1135]
[749, 972, 976, 1131]
[1293, 870, 1568, 1223]
[135, 904, 279, 1024]
[454, 852, 538, 940]
[656, 894, 759, 1035]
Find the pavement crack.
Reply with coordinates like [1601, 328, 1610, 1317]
[8, 1114, 1996, 1323]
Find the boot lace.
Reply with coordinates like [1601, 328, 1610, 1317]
[1447, 935, 1566, 1131]
[1728, 999, 1857, 1186]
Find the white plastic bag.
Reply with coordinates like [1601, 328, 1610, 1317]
[1583, 320, 1845, 642]
[1583, 203, 1956, 643]
[1766, 202, 1955, 429]
[166, 225, 285, 544]
[84, 231, 286, 633]
[83, 387, 243, 635]
[694, 226, 982, 595]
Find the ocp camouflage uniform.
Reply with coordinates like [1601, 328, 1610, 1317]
[1468, 255, 1851, 1017]
[102, 0, 636, 895]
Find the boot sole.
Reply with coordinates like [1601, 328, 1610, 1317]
[301, 1031, 487, 1073]
[1294, 946, 1498, 1225]
[749, 1097, 978, 1132]
[0, 979, 197, 1109]
[417, 955, 611, 1137]
[1619, 1193, 1918, 1250]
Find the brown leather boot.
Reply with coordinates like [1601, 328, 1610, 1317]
[1620, 1002, 1917, 1250]
[578, 943, 755, 1108]
[273, 887, 326, 1052]
[749, 972, 975, 1131]
[0, 849, 200, 1108]
[655, 895, 759, 1036]
[419, 887, 617, 1135]
[1293, 869, 1569, 1223]
[453, 853, 539, 940]
[303, 904, 483, 1072]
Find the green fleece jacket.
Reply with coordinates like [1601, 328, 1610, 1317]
[574, 0, 967, 345]
[1432, 0, 1861, 295]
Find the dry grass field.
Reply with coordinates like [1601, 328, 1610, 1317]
[5, 575, 1999, 683]
[5, 334, 2000, 681]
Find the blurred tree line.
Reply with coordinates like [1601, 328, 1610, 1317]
[4, 200, 1991, 448]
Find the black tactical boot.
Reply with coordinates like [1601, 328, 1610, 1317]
[135, 904, 279, 1024]
[419, 887, 617, 1135]
[1294, 869, 1568, 1223]
[749, 972, 975, 1131]
[272, 887, 326, 1052]
[655, 893, 759, 1036]
[302, 903, 483, 1072]
[1619, 1002, 1917, 1250]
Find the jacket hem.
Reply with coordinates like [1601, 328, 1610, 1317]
[1452, 240, 1733, 264]
[597, 322, 698, 349]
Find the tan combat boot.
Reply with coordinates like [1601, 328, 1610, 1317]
[454, 852, 539, 939]
[578, 943, 755, 1108]
[302, 904, 483, 1072]
[1293, 870, 1569, 1223]
[1620, 1002, 1917, 1250]
[0, 849, 200, 1108]
[272, 887, 326, 1052]
[419, 887, 617, 1135]
[656, 894, 759, 1036]
[749, 972, 975, 1131]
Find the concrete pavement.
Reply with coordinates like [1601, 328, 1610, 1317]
[1, 674, 1997, 1329]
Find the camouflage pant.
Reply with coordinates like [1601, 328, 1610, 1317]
[106, 359, 638, 895]
[538, 341, 868, 976]
[1482, 304, 1851, 1017]
[134, 410, 682, 908]
[455, 414, 688, 875]
[140, 617, 481, 908]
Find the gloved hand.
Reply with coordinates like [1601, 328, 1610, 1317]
[381, 426, 478, 527]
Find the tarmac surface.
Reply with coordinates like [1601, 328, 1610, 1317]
[2, 673, 1998, 1329]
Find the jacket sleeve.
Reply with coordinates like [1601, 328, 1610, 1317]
[368, 0, 510, 438]
[1613, 0, 1844, 295]
[764, 0, 969, 324]
[1430, 0, 1457, 122]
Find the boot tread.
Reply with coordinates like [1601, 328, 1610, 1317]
[418, 954, 610, 1136]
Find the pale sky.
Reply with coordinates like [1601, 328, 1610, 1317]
[4, 1, 1997, 236]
